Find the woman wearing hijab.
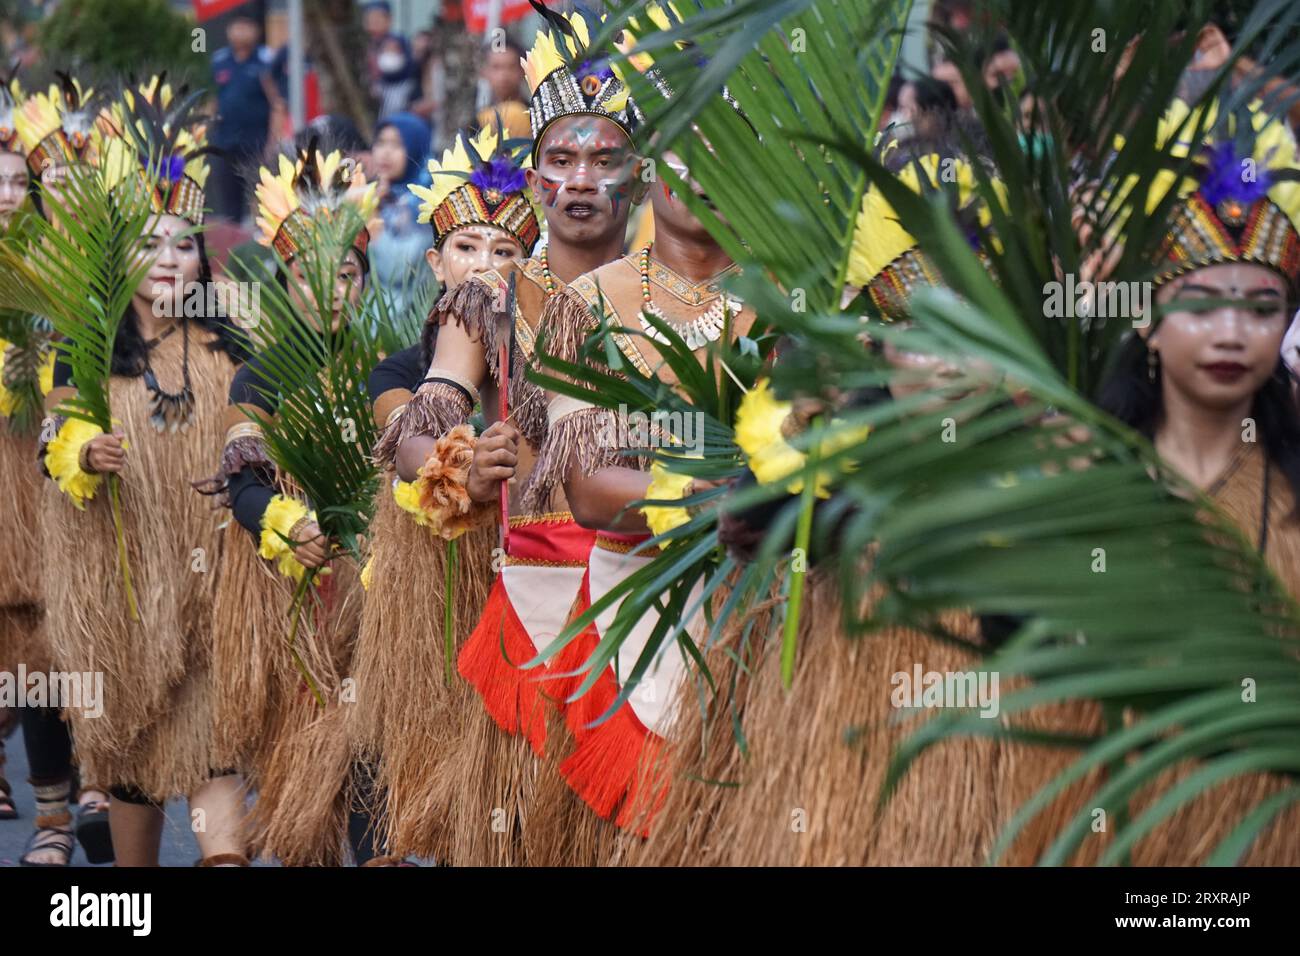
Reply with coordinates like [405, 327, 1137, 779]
[369, 111, 433, 317]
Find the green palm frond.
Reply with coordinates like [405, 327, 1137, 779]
[0, 162, 158, 431]
[530, 295, 773, 717]
[231, 207, 383, 561]
[540, 0, 1300, 863]
[523, 0, 912, 723]
[0, 210, 54, 434]
[0, 156, 160, 620]
[750, 212, 1300, 864]
[599, 0, 911, 311]
[356, 260, 437, 357]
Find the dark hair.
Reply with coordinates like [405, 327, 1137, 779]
[111, 228, 247, 376]
[909, 75, 959, 116]
[1098, 332, 1300, 518]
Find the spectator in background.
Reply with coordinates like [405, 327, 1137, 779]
[368, 112, 434, 317]
[364, 0, 397, 79]
[375, 35, 419, 119]
[894, 75, 959, 141]
[209, 11, 285, 224]
[364, 1, 418, 120]
[417, 0, 480, 152]
[931, 59, 972, 111]
[476, 38, 531, 141]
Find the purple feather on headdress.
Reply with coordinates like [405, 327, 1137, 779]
[162, 154, 187, 183]
[1199, 140, 1273, 208]
[471, 156, 526, 197]
[576, 57, 615, 83]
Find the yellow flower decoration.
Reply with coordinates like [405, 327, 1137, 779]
[734, 379, 870, 498]
[44, 417, 104, 509]
[0, 340, 12, 417]
[360, 556, 374, 591]
[642, 458, 695, 537]
[259, 493, 315, 582]
[0, 342, 55, 416]
[392, 477, 439, 531]
[735, 379, 805, 489]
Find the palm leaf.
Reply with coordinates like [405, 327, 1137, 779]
[543, 0, 1300, 864]
[231, 207, 383, 563]
[0, 154, 160, 620]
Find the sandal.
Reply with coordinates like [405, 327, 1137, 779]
[75, 789, 115, 864]
[20, 810, 75, 867]
[195, 853, 250, 867]
[0, 776, 17, 820]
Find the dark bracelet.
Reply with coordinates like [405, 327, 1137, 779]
[419, 376, 474, 409]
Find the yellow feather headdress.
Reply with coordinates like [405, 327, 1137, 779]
[1, 77, 25, 157]
[847, 151, 1000, 320]
[255, 145, 380, 262]
[14, 73, 100, 176]
[408, 120, 539, 253]
[1142, 99, 1300, 290]
[522, 1, 641, 160]
[99, 76, 212, 224]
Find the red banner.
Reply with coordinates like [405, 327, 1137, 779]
[192, 0, 252, 23]
[465, 0, 535, 34]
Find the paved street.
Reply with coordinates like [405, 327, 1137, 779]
[0, 728, 239, 867]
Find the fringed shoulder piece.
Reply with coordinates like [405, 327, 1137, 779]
[520, 284, 648, 515]
[424, 278, 496, 367]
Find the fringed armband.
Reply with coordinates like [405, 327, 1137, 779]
[520, 396, 641, 515]
[258, 494, 318, 582]
[372, 374, 476, 470]
[195, 407, 277, 506]
[44, 417, 105, 509]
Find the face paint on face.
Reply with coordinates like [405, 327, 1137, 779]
[531, 115, 642, 244]
[133, 214, 202, 321]
[428, 224, 525, 289]
[601, 160, 637, 220]
[1150, 261, 1290, 412]
[537, 174, 563, 208]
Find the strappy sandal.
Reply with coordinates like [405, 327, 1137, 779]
[0, 776, 18, 820]
[74, 789, 114, 864]
[20, 810, 75, 867]
[195, 852, 250, 867]
[360, 855, 418, 867]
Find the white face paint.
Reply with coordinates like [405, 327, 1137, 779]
[1150, 261, 1290, 411]
[287, 248, 366, 332]
[427, 224, 525, 289]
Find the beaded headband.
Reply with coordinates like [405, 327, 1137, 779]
[522, 0, 642, 162]
[410, 121, 540, 254]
